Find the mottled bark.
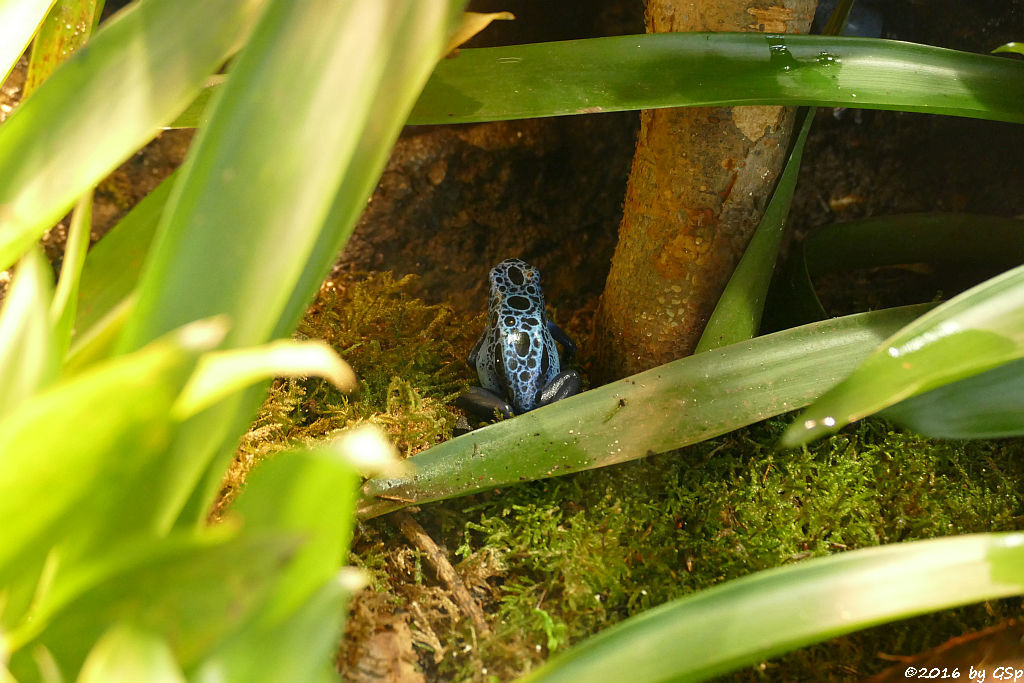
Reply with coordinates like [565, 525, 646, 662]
[592, 0, 816, 381]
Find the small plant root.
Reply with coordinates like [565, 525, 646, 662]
[392, 510, 491, 637]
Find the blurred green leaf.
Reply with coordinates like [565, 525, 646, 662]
[194, 573, 351, 683]
[172, 340, 356, 419]
[0, 247, 57, 417]
[171, 34, 1024, 129]
[0, 319, 224, 624]
[820, 0, 855, 37]
[77, 623, 184, 683]
[0, 0, 54, 84]
[695, 108, 814, 352]
[784, 263, 1024, 446]
[993, 42, 1024, 56]
[106, 0, 466, 528]
[11, 530, 298, 679]
[229, 447, 359, 622]
[0, 0, 268, 273]
[71, 173, 175, 365]
[194, 448, 362, 681]
[359, 305, 929, 519]
[119, 0, 461, 351]
[526, 533, 1024, 683]
[24, 0, 99, 96]
[50, 191, 93, 359]
[882, 357, 1024, 438]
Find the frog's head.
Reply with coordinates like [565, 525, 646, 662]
[488, 258, 541, 302]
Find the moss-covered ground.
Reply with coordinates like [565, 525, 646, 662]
[221, 271, 1024, 681]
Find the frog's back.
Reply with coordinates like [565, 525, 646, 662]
[480, 259, 561, 413]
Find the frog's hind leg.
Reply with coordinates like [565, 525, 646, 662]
[537, 370, 581, 408]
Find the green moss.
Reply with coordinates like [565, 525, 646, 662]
[426, 419, 1024, 680]
[218, 271, 481, 512]
[228, 271, 1023, 681]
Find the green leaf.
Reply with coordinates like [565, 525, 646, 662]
[525, 533, 1024, 683]
[358, 305, 929, 519]
[107, 0, 466, 528]
[993, 41, 1024, 56]
[695, 108, 815, 352]
[119, 0, 461, 351]
[0, 0, 268, 272]
[11, 530, 299, 679]
[0, 319, 224, 624]
[783, 264, 1024, 446]
[802, 213, 1024, 275]
[409, 34, 1024, 124]
[77, 623, 184, 683]
[194, 573, 351, 683]
[171, 340, 356, 420]
[228, 446, 360, 622]
[0, 247, 57, 417]
[771, 212, 1024, 327]
[24, 0, 99, 97]
[50, 191, 93, 359]
[194, 447, 362, 682]
[0, 0, 54, 85]
[170, 34, 1024, 129]
[882, 357, 1024, 438]
[70, 172, 175, 368]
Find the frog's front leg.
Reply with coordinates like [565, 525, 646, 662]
[467, 333, 484, 370]
[546, 320, 577, 361]
[537, 369, 581, 408]
[455, 386, 514, 420]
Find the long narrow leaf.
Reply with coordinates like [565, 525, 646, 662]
[0, 319, 223, 625]
[0, 0, 268, 272]
[107, 0, 465, 529]
[882, 357, 1024, 438]
[773, 213, 1024, 326]
[10, 532, 299, 678]
[695, 108, 815, 352]
[525, 533, 1024, 683]
[172, 340, 356, 419]
[0, 0, 54, 85]
[50, 191, 92, 358]
[77, 623, 184, 683]
[171, 34, 1024, 128]
[0, 247, 57, 417]
[72, 172, 175, 351]
[805, 213, 1024, 275]
[359, 305, 929, 519]
[24, 0, 99, 96]
[783, 264, 1024, 446]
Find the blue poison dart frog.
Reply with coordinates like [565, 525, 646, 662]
[457, 259, 581, 420]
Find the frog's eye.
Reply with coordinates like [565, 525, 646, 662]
[507, 264, 525, 285]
